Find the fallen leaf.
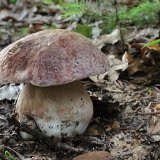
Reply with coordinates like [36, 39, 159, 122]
[111, 121, 120, 129]
[145, 102, 160, 141]
[99, 54, 128, 81]
[85, 127, 101, 136]
[134, 28, 160, 42]
[0, 83, 23, 100]
[132, 146, 148, 160]
[73, 151, 114, 160]
[122, 50, 144, 76]
[93, 29, 120, 49]
[0, 9, 18, 21]
[110, 133, 148, 158]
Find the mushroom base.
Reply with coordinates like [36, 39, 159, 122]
[16, 81, 93, 138]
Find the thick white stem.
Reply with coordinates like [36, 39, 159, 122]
[16, 81, 93, 138]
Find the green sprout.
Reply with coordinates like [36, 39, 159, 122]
[0, 150, 16, 160]
[5, 151, 16, 160]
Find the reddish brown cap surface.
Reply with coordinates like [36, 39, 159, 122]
[0, 29, 109, 86]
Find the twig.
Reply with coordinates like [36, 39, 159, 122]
[113, 0, 125, 53]
[56, 142, 86, 153]
[20, 123, 87, 154]
[0, 116, 8, 130]
[122, 106, 142, 126]
[137, 112, 160, 115]
[135, 119, 146, 131]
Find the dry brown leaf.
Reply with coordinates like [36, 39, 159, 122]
[145, 102, 160, 141]
[99, 54, 128, 81]
[73, 151, 114, 160]
[132, 146, 148, 160]
[93, 29, 120, 49]
[122, 51, 144, 75]
[111, 121, 120, 129]
[110, 133, 148, 158]
[148, 116, 160, 134]
[153, 103, 160, 111]
[89, 54, 128, 82]
[85, 127, 101, 136]
[26, 15, 52, 24]
[93, 28, 159, 51]
[122, 41, 159, 80]
[0, 9, 18, 21]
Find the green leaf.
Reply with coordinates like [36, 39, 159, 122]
[144, 39, 160, 47]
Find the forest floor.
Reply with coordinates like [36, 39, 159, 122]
[0, 1, 160, 160]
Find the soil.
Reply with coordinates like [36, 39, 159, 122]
[0, 79, 160, 159]
[0, 1, 160, 159]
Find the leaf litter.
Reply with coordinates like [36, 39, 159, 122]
[0, 0, 160, 159]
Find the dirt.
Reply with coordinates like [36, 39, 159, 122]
[0, 1, 160, 159]
[0, 79, 160, 159]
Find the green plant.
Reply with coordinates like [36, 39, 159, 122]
[15, 27, 29, 38]
[61, 0, 103, 18]
[119, 1, 160, 26]
[9, 0, 17, 4]
[4, 151, 16, 160]
[0, 150, 16, 160]
[144, 39, 160, 47]
[61, 0, 160, 33]
[61, 2, 86, 18]
[42, 0, 54, 5]
[73, 24, 92, 37]
[43, 24, 57, 30]
[42, 0, 64, 5]
[100, 0, 160, 32]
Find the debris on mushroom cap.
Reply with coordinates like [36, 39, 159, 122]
[0, 29, 109, 86]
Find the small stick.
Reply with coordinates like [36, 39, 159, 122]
[114, 0, 125, 53]
[20, 123, 87, 154]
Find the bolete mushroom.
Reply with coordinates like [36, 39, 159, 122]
[0, 29, 109, 138]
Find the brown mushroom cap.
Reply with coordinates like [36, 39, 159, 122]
[0, 29, 108, 86]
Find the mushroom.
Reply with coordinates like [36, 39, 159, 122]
[0, 29, 109, 138]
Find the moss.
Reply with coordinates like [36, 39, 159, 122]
[73, 24, 92, 37]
